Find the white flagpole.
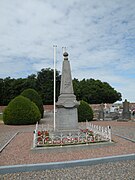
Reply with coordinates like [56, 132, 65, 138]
[53, 45, 57, 131]
[62, 47, 66, 53]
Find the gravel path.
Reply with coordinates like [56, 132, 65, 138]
[0, 120, 135, 165]
[112, 126, 135, 140]
[0, 160, 135, 180]
[0, 123, 35, 151]
[0, 131, 17, 151]
[0, 131, 135, 166]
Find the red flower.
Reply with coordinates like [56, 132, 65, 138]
[38, 131, 41, 136]
[45, 131, 49, 136]
[45, 137, 49, 141]
[38, 137, 42, 141]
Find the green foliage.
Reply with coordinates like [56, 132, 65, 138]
[21, 88, 44, 118]
[0, 114, 3, 121]
[78, 100, 93, 122]
[73, 78, 122, 104]
[23, 74, 37, 89]
[0, 78, 4, 105]
[36, 68, 60, 104]
[0, 69, 122, 106]
[36, 68, 53, 105]
[0, 77, 31, 105]
[3, 95, 41, 125]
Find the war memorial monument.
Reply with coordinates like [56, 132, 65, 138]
[56, 52, 80, 131]
[33, 51, 111, 148]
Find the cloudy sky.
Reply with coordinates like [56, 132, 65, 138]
[0, 0, 135, 102]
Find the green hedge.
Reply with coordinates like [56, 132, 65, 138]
[3, 95, 41, 125]
[78, 100, 93, 122]
[0, 114, 3, 121]
[21, 88, 44, 118]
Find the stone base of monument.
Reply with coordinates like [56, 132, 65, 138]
[55, 108, 78, 131]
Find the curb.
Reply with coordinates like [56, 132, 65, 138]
[31, 141, 114, 153]
[0, 154, 135, 174]
[0, 132, 19, 153]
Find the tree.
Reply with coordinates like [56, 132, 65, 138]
[22, 74, 37, 90]
[3, 95, 41, 125]
[21, 88, 44, 118]
[78, 100, 93, 122]
[0, 69, 122, 105]
[0, 75, 38, 106]
[73, 78, 121, 104]
[0, 77, 33, 105]
[2, 77, 16, 105]
[0, 78, 4, 105]
[73, 78, 81, 100]
[36, 68, 60, 104]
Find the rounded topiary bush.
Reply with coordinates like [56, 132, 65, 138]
[78, 100, 93, 122]
[21, 88, 44, 118]
[3, 95, 41, 125]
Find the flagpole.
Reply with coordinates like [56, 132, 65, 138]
[53, 45, 57, 131]
[62, 47, 66, 53]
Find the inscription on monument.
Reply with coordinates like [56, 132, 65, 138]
[64, 81, 71, 89]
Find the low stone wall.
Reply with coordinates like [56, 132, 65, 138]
[43, 105, 54, 112]
[1, 103, 135, 113]
[0, 106, 6, 113]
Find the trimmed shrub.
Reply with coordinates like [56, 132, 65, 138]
[78, 100, 93, 122]
[3, 95, 41, 125]
[21, 88, 44, 118]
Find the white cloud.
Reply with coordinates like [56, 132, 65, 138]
[0, 0, 135, 102]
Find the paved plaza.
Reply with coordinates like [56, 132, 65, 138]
[0, 115, 135, 179]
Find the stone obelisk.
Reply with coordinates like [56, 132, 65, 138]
[56, 52, 79, 131]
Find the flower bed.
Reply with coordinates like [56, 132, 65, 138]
[34, 129, 108, 147]
[33, 122, 111, 148]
